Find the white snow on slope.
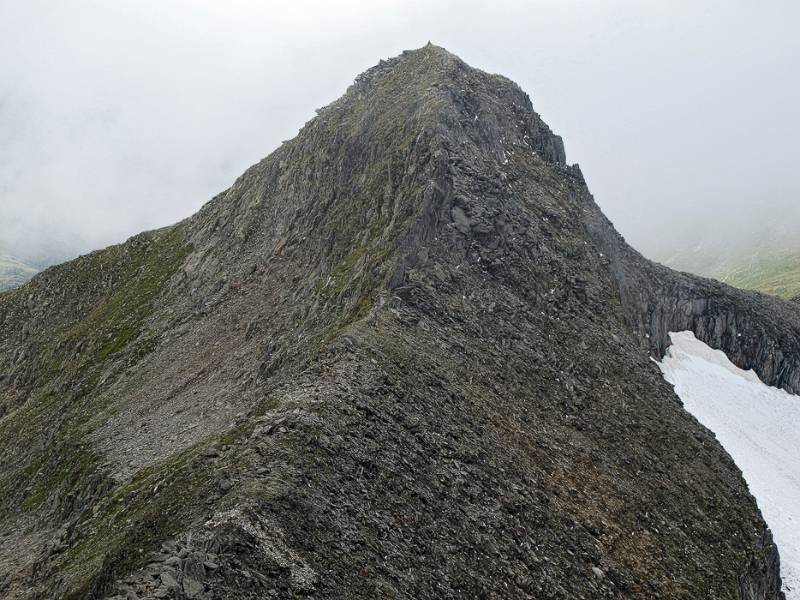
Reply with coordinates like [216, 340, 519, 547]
[658, 331, 799, 598]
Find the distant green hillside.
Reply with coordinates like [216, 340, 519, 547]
[720, 254, 800, 300]
[661, 227, 800, 300]
[0, 253, 38, 291]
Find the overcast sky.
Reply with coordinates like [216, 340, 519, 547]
[1, 0, 798, 264]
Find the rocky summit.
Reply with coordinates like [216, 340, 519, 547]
[0, 45, 798, 599]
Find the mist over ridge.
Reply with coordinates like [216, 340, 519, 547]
[1, 1, 798, 268]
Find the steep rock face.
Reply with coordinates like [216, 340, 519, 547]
[584, 215, 800, 394]
[0, 45, 794, 599]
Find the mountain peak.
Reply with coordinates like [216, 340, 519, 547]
[316, 44, 567, 162]
[185, 46, 570, 309]
[0, 48, 795, 599]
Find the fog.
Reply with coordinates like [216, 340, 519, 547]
[1, 0, 798, 265]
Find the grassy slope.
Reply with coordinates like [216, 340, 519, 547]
[719, 253, 800, 300]
[661, 227, 800, 300]
[0, 225, 195, 596]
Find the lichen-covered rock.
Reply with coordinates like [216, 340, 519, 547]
[0, 44, 792, 599]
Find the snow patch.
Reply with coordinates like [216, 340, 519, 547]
[657, 331, 799, 598]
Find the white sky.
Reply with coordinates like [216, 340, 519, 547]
[1, 1, 798, 262]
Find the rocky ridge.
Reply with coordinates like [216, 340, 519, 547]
[0, 45, 796, 599]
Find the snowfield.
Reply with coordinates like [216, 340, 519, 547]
[658, 331, 799, 598]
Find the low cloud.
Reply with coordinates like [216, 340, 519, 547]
[1, 1, 798, 264]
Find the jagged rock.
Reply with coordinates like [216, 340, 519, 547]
[0, 44, 793, 599]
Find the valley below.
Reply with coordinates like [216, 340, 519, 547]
[660, 227, 800, 301]
[0, 252, 38, 292]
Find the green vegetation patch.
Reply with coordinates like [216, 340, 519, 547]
[55, 444, 213, 599]
[60, 224, 191, 370]
[722, 253, 800, 300]
[0, 224, 192, 526]
[54, 406, 273, 599]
